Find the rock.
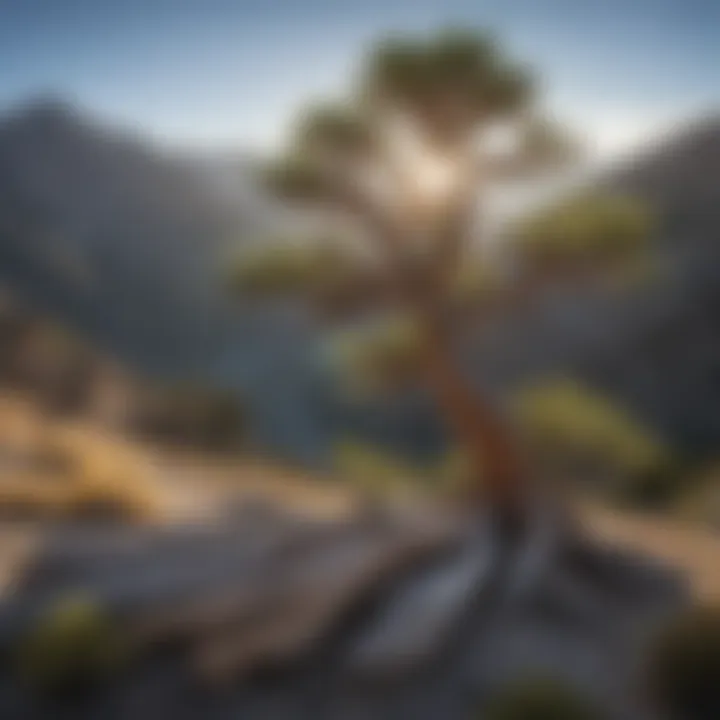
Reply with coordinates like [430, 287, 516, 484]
[0, 506, 690, 719]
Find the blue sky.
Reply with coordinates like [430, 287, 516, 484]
[1, 0, 718, 155]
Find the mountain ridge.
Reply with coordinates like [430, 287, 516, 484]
[1, 98, 720, 461]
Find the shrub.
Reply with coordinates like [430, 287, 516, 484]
[17, 593, 127, 693]
[646, 605, 720, 720]
[483, 676, 604, 720]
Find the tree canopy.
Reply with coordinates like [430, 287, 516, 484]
[232, 28, 656, 520]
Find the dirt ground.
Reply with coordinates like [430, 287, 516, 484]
[0, 399, 717, 605]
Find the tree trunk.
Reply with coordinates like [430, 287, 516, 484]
[419, 313, 528, 534]
[345, 186, 528, 532]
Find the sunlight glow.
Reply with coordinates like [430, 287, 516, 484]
[382, 116, 467, 210]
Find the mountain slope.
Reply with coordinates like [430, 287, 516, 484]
[0, 99, 266, 373]
[1, 99, 720, 462]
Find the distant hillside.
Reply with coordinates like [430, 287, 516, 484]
[517, 115, 720, 453]
[0, 291, 246, 454]
[0, 98, 271, 373]
[1, 98, 720, 463]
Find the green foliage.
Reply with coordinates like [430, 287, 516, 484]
[514, 380, 670, 498]
[511, 193, 653, 274]
[327, 314, 424, 396]
[262, 28, 541, 209]
[646, 606, 720, 720]
[294, 103, 376, 160]
[263, 153, 337, 202]
[242, 28, 573, 318]
[449, 260, 504, 307]
[363, 29, 533, 146]
[333, 439, 471, 498]
[483, 675, 604, 720]
[17, 593, 127, 693]
[233, 238, 361, 301]
[333, 440, 428, 498]
[234, 241, 319, 296]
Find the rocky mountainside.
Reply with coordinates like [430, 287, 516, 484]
[1, 99, 719, 461]
[0, 99, 270, 374]
[494, 116, 720, 453]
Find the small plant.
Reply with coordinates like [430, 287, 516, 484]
[483, 675, 604, 720]
[17, 593, 127, 694]
[646, 605, 720, 720]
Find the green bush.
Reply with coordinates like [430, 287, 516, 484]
[483, 676, 604, 720]
[646, 606, 720, 720]
[17, 593, 127, 693]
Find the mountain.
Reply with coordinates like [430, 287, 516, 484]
[0, 98, 270, 373]
[500, 116, 720, 453]
[1, 98, 720, 463]
[0, 99, 332, 463]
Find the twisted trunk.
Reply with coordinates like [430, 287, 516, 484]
[420, 192, 527, 531]
[340, 183, 528, 531]
[418, 312, 527, 533]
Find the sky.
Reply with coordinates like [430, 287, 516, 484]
[1, 0, 718, 157]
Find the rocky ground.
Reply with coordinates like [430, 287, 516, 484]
[0, 471, 698, 720]
[0, 428, 715, 720]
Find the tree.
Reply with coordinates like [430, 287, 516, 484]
[235, 29, 650, 535]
